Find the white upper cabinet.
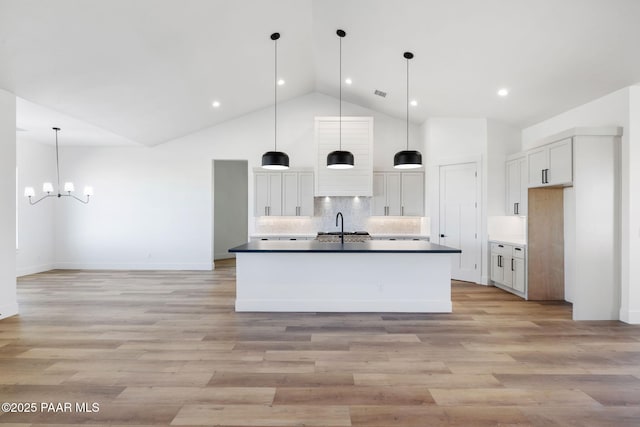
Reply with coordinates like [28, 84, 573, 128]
[527, 138, 573, 188]
[255, 170, 313, 217]
[283, 171, 314, 216]
[401, 172, 425, 216]
[314, 117, 374, 196]
[372, 171, 424, 216]
[505, 155, 527, 216]
[254, 172, 282, 216]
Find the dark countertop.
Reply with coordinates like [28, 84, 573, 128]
[229, 240, 461, 254]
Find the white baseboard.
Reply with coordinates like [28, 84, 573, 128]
[215, 253, 235, 260]
[619, 309, 640, 324]
[17, 264, 55, 277]
[52, 262, 213, 271]
[0, 301, 19, 320]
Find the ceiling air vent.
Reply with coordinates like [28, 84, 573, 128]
[374, 89, 387, 98]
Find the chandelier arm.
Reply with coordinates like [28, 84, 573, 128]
[28, 194, 55, 205]
[61, 193, 91, 204]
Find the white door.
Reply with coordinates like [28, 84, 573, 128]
[439, 162, 480, 282]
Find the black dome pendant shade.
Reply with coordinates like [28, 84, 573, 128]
[327, 29, 354, 169]
[394, 150, 422, 168]
[262, 150, 289, 170]
[327, 150, 354, 169]
[394, 51, 423, 169]
[262, 32, 290, 170]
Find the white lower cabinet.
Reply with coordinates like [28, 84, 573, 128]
[490, 242, 526, 297]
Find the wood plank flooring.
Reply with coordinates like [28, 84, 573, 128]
[1, 259, 639, 426]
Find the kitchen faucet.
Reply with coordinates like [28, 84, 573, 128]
[335, 212, 344, 245]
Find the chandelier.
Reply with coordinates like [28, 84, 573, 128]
[24, 127, 93, 205]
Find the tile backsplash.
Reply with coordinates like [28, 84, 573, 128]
[254, 196, 427, 235]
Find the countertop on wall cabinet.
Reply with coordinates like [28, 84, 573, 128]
[489, 237, 527, 246]
[371, 233, 430, 240]
[230, 240, 460, 253]
[250, 233, 316, 240]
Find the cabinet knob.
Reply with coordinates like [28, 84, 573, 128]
[440, 234, 446, 238]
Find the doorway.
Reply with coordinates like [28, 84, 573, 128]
[439, 162, 480, 282]
[213, 160, 248, 262]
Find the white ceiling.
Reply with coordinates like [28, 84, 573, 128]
[2, 0, 640, 146]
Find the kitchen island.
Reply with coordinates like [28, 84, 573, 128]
[229, 240, 461, 313]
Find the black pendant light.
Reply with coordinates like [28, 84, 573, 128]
[394, 51, 423, 169]
[327, 29, 354, 169]
[262, 32, 290, 170]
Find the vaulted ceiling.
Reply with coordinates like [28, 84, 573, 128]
[2, 0, 640, 146]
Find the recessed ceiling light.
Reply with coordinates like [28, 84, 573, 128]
[277, 79, 285, 86]
[345, 78, 352, 85]
[212, 101, 221, 108]
[497, 88, 509, 97]
[410, 100, 418, 107]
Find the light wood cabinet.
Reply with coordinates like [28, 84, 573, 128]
[490, 242, 527, 297]
[505, 155, 527, 215]
[527, 138, 572, 188]
[372, 171, 424, 216]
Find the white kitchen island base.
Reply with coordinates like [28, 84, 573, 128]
[231, 240, 458, 313]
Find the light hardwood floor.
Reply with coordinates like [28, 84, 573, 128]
[1, 259, 639, 426]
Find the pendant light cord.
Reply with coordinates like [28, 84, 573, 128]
[406, 55, 409, 151]
[339, 34, 342, 151]
[274, 37, 278, 152]
[55, 128, 61, 193]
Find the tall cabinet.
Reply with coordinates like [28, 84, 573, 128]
[505, 154, 527, 216]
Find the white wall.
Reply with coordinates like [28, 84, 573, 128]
[18, 92, 422, 270]
[521, 88, 630, 149]
[521, 85, 640, 324]
[16, 139, 55, 275]
[0, 88, 18, 319]
[626, 86, 640, 323]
